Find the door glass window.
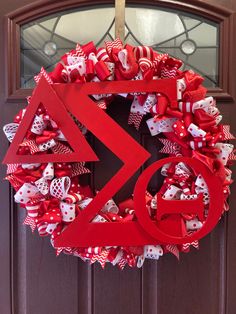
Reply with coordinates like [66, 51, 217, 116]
[21, 6, 219, 88]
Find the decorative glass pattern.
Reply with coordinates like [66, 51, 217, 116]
[20, 6, 219, 88]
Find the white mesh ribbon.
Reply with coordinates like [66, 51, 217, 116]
[50, 176, 71, 199]
[3, 123, 19, 142]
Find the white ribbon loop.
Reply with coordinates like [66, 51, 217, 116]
[118, 49, 129, 70]
[30, 115, 46, 135]
[60, 202, 76, 222]
[14, 183, 40, 204]
[163, 185, 182, 200]
[161, 163, 172, 176]
[38, 139, 56, 152]
[101, 199, 119, 214]
[143, 94, 157, 113]
[215, 143, 234, 165]
[146, 117, 177, 136]
[186, 218, 203, 230]
[3, 123, 19, 142]
[137, 245, 163, 268]
[88, 52, 98, 65]
[35, 177, 49, 195]
[43, 163, 54, 180]
[144, 245, 163, 259]
[50, 176, 71, 199]
[21, 163, 41, 170]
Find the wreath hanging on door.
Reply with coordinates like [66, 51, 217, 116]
[3, 39, 235, 269]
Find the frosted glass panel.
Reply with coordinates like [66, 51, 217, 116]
[55, 9, 115, 43]
[124, 8, 185, 46]
[20, 6, 219, 88]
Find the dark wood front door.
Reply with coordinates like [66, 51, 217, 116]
[0, 1, 236, 314]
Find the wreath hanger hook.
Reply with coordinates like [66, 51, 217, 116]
[115, 0, 126, 41]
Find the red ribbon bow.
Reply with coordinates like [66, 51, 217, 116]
[116, 44, 139, 80]
[35, 130, 57, 144]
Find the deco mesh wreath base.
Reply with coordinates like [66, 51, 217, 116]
[3, 39, 235, 269]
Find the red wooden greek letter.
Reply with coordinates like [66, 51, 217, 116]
[133, 157, 224, 244]
[4, 78, 223, 247]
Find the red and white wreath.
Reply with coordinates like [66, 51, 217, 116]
[3, 39, 235, 269]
